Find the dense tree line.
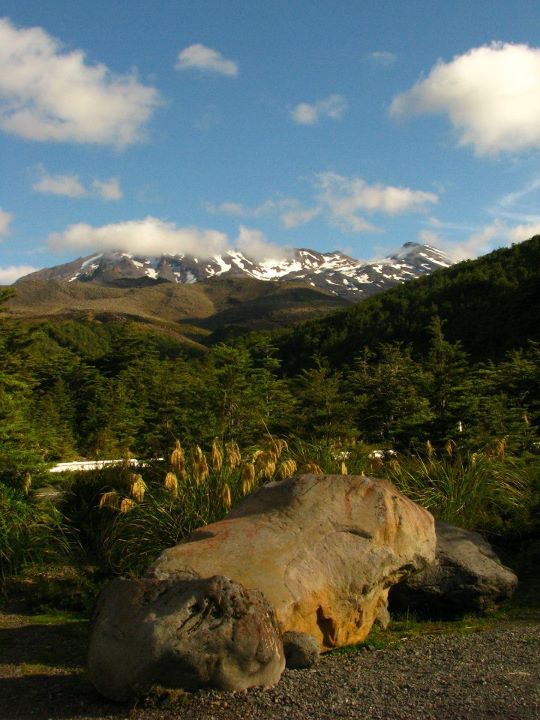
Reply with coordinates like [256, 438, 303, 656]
[1, 307, 539, 486]
[1, 238, 540, 486]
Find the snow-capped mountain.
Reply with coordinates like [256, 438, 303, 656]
[17, 242, 451, 300]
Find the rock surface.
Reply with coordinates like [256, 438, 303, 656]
[87, 574, 285, 701]
[389, 520, 518, 618]
[282, 631, 320, 669]
[149, 474, 436, 650]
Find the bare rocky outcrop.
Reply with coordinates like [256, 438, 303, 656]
[389, 520, 518, 618]
[149, 474, 436, 651]
[87, 574, 284, 702]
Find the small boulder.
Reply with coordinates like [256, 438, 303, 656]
[283, 631, 320, 669]
[389, 520, 518, 618]
[87, 574, 285, 701]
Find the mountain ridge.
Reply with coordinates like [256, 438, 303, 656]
[16, 242, 451, 301]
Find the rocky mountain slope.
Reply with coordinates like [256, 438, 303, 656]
[17, 242, 451, 301]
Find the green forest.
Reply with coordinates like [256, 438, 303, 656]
[1, 237, 539, 610]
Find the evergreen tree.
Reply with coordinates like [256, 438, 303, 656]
[295, 357, 353, 444]
[348, 344, 432, 446]
[423, 317, 469, 444]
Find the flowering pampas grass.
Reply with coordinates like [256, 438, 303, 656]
[221, 482, 232, 510]
[192, 446, 209, 486]
[273, 438, 288, 458]
[99, 491, 119, 510]
[163, 471, 179, 498]
[129, 474, 147, 502]
[254, 450, 277, 481]
[119, 497, 135, 513]
[278, 458, 297, 479]
[226, 441, 241, 469]
[211, 439, 223, 473]
[170, 439, 185, 473]
[241, 463, 255, 495]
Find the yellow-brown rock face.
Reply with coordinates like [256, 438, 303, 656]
[149, 474, 436, 650]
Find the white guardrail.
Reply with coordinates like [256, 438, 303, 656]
[49, 459, 156, 473]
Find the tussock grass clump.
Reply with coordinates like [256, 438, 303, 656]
[96, 435, 330, 576]
[0, 483, 70, 591]
[386, 447, 530, 530]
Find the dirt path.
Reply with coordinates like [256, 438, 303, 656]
[0, 613, 539, 720]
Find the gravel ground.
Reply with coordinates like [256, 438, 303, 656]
[0, 615, 539, 720]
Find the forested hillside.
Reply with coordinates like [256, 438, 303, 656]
[275, 236, 540, 371]
[1, 237, 539, 469]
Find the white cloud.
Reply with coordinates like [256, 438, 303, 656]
[32, 166, 123, 200]
[0, 17, 160, 147]
[206, 198, 297, 218]
[316, 172, 438, 232]
[175, 43, 238, 77]
[235, 225, 291, 261]
[280, 206, 321, 228]
[419, 217, 540, 262]
[418, 229, 443, 246]
[207, 201, 246, 216]
[366, 51, 397, 66]
[419, 223, 504, 261]
[391, 42, 540, 156]
[291, 94, 348, 125]
[48, 217, 228, 258]
[207, 196, 320, 230]
[47, 217, 293, 262]
[0, 265, 38, 284]
[0, 207, 13, 238]
[507, 220, 540, 243]
[497, 176, 540, 209]
[33, 171, 86, 198]
[91, 178, 123, 200]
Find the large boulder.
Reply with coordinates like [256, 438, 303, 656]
[149, 474, 436, 651]
[87, 574, 285, 701]
[389, 520, 518, 618]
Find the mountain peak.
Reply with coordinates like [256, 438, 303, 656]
[17, 243, 452, 300]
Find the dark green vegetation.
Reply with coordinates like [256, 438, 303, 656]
[277, 235, 540, 369]
[0, 238, 539, 611]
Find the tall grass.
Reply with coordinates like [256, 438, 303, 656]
[386, 448, 531, 530]
[98, 438, 293, 576]
[0, 483, 70, 591]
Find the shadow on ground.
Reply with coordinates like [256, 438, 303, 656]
[0, 619, 124, 719]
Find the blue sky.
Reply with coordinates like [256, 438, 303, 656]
[2, 0, 540, 282]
